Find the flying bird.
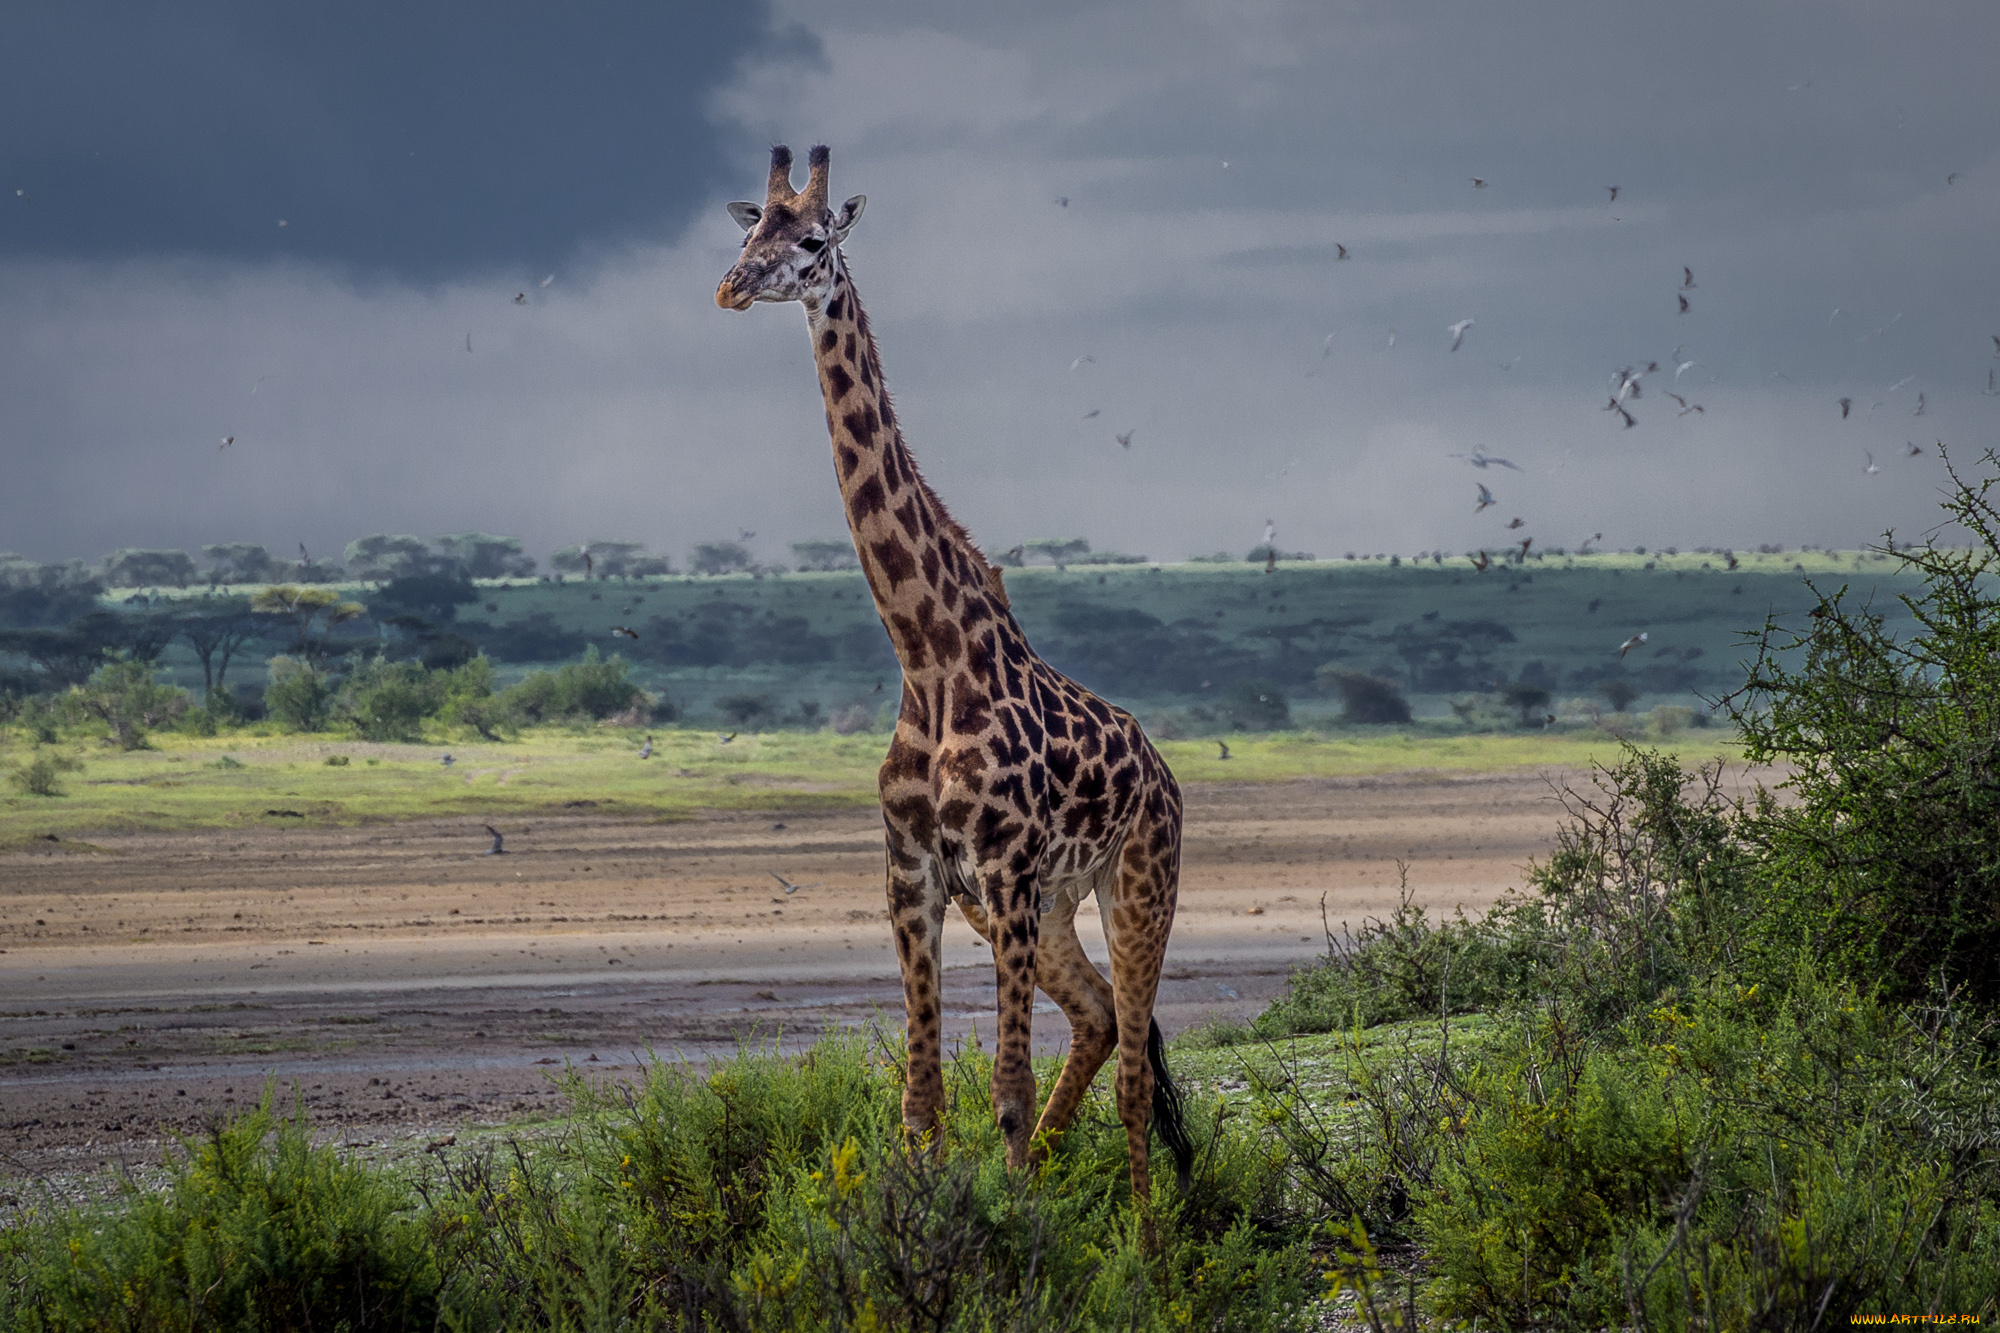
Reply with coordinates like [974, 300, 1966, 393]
[1681, 267, 1697, 290]
[1470, 177, 1488, 189]
[1864, 451, 1881, 475]
[1677, 294, 1690, 314]
[277, 219, 289, 228]
[1306, 332, 1339, 376]
[1984, 369, 1999, 397]
[609, 626, 639, 639]
[739, 528, 756, 541]
[1385, 329, 1396, 349]
[1618, 633, 1649, 659]
[1476, 484, 1495, 511]
[13, 189, 26, 201]
[1606, 399, 1636, 429]
[1505, 516, 1524, 529]
[718, 732, 737, 744]
[538, 274, 554, 288]
[441, 754, 455, 767]
[1579, 533, 1603, 554]
[770, 872, 821, 895]
[482, 824, 506, 855]
[219, 436, 234, 450]
[1676, 359, 1699, 381]
[1469, 550, 1491, 572]
[1082, 409, 1100, 420]
[1606, 186, 1620, 202]
[1069, 355, 1094, 371]
[1947, 173, 1959, 185]
[1888, 375, 1914, 394]
[1905, 441, 1924, 457]
[1216, 741, 1231, 760]
[1914, 393, 1926, 416]
[638, 736, 653, 759]
[1990, 335, 1999, 357]
[1448, 319, 1475, 351]
[298, 542, 311, 568]
[1838, 397, 1853, 419]
[251, 375, 266, 395]
[513, 292, 526, 304]
[1054, 196, 1069, 208]
[1216, 982, 1240, 1000]
[1334, 243, 1350, 260]
[465, 333, 473, 352]
[1115, 430, 1134, 449]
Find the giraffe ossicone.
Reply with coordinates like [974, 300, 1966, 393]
[714, 144, 1194, 1209]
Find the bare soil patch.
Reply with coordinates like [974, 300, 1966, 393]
[0, 767, 1722, 1177]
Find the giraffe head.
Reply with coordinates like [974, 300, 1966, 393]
[715, 145, 866, 312]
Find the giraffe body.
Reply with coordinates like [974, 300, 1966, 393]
[715, 145, 1192, 1204]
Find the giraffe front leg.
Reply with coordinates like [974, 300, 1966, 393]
[983, 866, 1041, 1169]
[889, 861, 947, 1146]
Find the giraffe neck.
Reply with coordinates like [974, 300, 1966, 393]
[806, 263, 1006, 683]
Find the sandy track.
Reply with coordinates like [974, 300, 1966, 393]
[0, 769, 1587, 1174]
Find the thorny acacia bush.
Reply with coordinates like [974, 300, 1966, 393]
[1243, 457, 2000, 1325]
[1246, 751, 2000, 1328]
[1728, 445, 2000, 1006]
[2, 1034, 1328, 1332]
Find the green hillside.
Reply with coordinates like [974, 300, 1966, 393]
[95, 547, 1923, 729]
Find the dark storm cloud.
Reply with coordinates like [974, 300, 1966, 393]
[0, 1, 811, 279]
[4, 0, 1999, 570]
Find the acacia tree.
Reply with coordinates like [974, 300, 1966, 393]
[790, 538, 859, 572]
[201, 543, 283, 586]
[434, 532, 535, 579]
[176, 597, 262, 696]
[689, 541, 752, 576]
[251, 585, 364, 664]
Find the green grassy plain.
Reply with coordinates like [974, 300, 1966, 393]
[0, 723, 1739, 848]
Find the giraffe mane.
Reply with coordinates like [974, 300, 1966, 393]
[847, 261, 1009, 611]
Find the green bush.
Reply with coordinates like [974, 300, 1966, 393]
[503, 645, 642, 722]
[263, 655, 338, 731]
[75, 656, 187, 749]
[1731, 449, 2000, 1005]
[5, 748, 80, 796]
[1317, 667, 1412, 724]
[1, 1096, 446, 1331]
[0, 1036, 1326, 1331]
[1416, 979, 2000, 1329]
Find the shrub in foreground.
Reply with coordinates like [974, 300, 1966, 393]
[2, 1097, 442, 1331]
[1, 1036, 1324, 1331]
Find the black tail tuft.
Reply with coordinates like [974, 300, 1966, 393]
[1147, 1017, 1196, 1193]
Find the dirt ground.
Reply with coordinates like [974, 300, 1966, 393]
[0, 768, 1622, 1179]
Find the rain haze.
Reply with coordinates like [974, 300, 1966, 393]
[4, 0, 1997, 569]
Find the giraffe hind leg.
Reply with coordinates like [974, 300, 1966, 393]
[1026, 888, 1119, 1160]
[1103, 803, 1188, 1205]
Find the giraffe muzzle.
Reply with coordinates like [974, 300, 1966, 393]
[715, 280, 755, 311]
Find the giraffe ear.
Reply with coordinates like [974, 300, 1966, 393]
[726, 201, 761, 233]
[832, 194, 866, 240]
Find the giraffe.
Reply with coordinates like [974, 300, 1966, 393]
[714, 145, 1194, 1208]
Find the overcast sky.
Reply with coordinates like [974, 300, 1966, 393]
[4, 0, 1997, 570]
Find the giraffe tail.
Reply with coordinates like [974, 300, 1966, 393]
[1147, 1017, 1196, 1192]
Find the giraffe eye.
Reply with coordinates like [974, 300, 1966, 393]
[797, 236, 825, 253]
